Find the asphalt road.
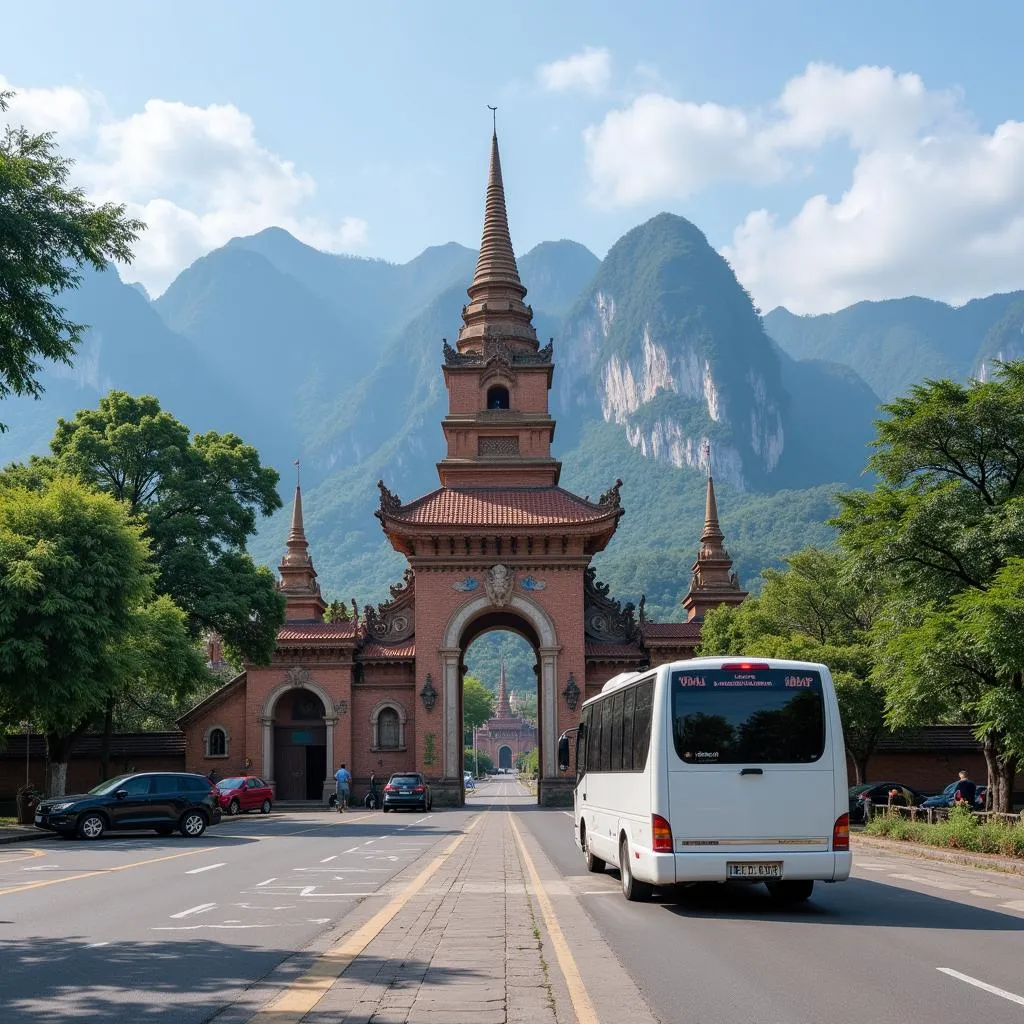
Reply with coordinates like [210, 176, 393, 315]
[0, 803, 475, 1023]
[522, 806, 1024, 1024]
[6, 779, 1024, 1024]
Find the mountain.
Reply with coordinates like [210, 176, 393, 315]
[555, 214, 874, 491]
[765, 291, 1024, 400]
[2, 217, 880, 623]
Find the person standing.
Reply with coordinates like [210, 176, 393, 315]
[953, 769, 977, 807]
[334, 762, 352, 813]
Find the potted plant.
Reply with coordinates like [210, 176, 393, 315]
[16, 784, 41, 825]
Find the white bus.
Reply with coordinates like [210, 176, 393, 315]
[558, 657, 852, 902]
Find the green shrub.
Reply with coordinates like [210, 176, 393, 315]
[863, 803, 1024, 858]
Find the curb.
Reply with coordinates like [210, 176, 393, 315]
[854, 834, 1024, 877]
[0, 830, 55, 846]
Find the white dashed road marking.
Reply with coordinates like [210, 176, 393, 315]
[185, 862, 226, 875]
[937, 968, 1024, 1007]
[170, 902, 217, 919]
[320, 855, 337, 863]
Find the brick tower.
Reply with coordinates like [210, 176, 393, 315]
[681, 475, 747, 621]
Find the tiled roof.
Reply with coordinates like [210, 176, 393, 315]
[0, 732, 184, 759]
[641, 621, 702, 641]
[278, 622, 358, 642]
[875, 726, 981, 752]
[359, 641, 416, 660]
[383, 487, 619, 527]
[585, 641, 647, 660]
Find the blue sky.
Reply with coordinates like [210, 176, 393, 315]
[4, 1, 1024, 312]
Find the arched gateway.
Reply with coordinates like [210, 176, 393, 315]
[177, 128, 748, 806]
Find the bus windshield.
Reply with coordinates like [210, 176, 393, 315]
[672, 666, 825, 764]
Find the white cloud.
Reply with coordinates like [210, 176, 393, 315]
[538, 47, 611, 95]
[1, 81, 368, 296]
[585, 63, 1024, 312]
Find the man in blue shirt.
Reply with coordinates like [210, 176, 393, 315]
[334, 762, 352, 813]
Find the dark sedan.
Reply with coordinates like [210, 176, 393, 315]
[382, 772, 432, 812]
[849, 781, 929, 824]
[34, 771, 222, 839]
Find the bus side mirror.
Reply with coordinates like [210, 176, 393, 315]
[557, 735, 570, 773]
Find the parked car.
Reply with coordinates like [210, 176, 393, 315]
[33, 771, 222, 840]
[215, 776, 274, 815]
[382, 772, 432, 812]
[849, 782, 929, 824]
[920, 781, 988, 810]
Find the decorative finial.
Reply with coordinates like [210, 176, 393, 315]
[294, 458, 301, 488]
[488, 104, 497, 135]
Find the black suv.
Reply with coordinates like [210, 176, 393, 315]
[34, 772, 222, 840]
[382, 772, 432, 812]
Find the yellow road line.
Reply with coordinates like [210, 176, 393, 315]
[246, 816, 477, 1024]
[0, 846, 218, 897]
[509, 813, 600, 1024]
[0, 847, 47, 865]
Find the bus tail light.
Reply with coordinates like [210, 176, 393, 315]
[652, 814, 673, 853]
[832, 813, 850, 851]
[721, 662, 770, 671]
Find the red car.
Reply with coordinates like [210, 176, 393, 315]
[215, 776, 274, 815]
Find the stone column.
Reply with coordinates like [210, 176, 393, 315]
[323, 715, 337, 805]
[440, 648, 462, 780]
[260, 716, 274, 792]
[539, 646, 559, 778]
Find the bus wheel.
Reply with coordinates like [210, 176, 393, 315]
[766, 879, 814, 903]
[619, 837, 651, 902]
[582, 825, 605, 874]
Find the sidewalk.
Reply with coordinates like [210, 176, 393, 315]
[234, 805, 658, 1024]
[0, 822, 51, 845]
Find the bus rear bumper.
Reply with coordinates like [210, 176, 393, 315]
[654, 851, 851, 884]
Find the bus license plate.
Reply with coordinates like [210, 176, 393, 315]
[727, 861, 782, 879]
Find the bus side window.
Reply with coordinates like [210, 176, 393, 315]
[587, 702, 602, 774]
[621, 687, 636, 772]
[610, 693, 624, 772]
[633, 680, 654, 772]
[600, 698, 613, 772]
[576, 715, 589, 778]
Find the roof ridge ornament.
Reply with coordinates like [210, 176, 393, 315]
[597, 478, 623, 509]
[377, 479, 402, 514]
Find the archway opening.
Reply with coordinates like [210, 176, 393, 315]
[486, 384, 510, 410]
[273, 689, 327, 801]
[462, 622, 538, 792]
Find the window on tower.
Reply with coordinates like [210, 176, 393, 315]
[486, 385, 510, 410]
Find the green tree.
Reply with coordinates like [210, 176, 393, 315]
[464, 746, 493, 775]
[0, 478, 205, 793]
[699, 547, 886, 782]
[0, 90, 143, 430]
[834, 364, 1024, 809]
[462, 674, 495, 743]
[515, 690, 537, 725]
[44, 391, 285, 663]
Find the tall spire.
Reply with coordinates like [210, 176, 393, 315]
[701, 475, 725, 552]
[278, 481, 327, 622]
[456, 124, 537, 352]
[496, 659, 511, 717]
[682, 475, 746, 622]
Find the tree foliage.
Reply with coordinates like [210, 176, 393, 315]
[462, 674, 495, 736]
[698, 547, 886, 782]
[44, 391, 285, 663]
[0, 478, 207, 792]
[834, 363, 1024, 809]
[0, 90, 143, 429]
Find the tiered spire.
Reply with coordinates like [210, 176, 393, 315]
[456, 129, 538, 352]
[681, 476, 747, 622]
[496, 659, 512, 717]
[277, 479, 327, 622]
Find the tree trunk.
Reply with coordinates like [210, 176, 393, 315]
[982, 729, 1017, 813]
[100, 697, 115, 781]
[855, 754, 869, 785]
[45, 732, 78, 798]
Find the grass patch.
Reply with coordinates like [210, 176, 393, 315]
[866, 804, 1024, 858]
